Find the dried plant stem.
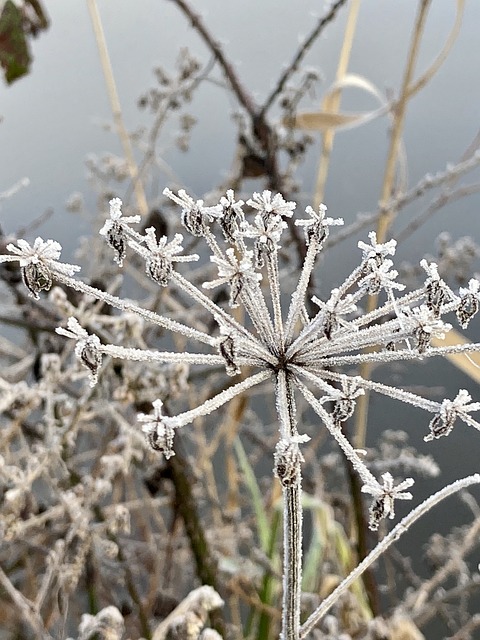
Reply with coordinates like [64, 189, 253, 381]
[0, 565, 54, 640]
[407, 513, 480, 613]
[378, 0, 432, 229]
[445, 613, 480, 640]
[277, 371, 303, 640]
[169, 0, 257, 119]
[86, 0, 148, 216]
[354, 0, 431, 450]
[343, 452, 380, 615]
[313, 0, 361, 208]
[299, 473, 480, 639]
[259, 0, 349, 118]
[169, 445, 228, 638]
[283, 483, 302, 640]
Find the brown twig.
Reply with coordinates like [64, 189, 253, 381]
[168, 0, 257, 119]
[259, 0, 349, 118]
[168, 439, 228, 638]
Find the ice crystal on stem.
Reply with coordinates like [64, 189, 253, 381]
[4, 189, 480, 640]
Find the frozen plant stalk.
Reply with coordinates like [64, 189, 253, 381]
[3, 189, 480, 639]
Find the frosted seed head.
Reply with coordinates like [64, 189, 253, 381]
[218, 189, 245, 243]
[21, 260, 52, 298]
[100, 198, 140, 266]
[147, 256, 173, 286]
[362, 473, 414, 529]
[295, 204, 343, 249]
[247, 190, 296, 222]
[138, 400, 176, 459]
[76, 336, 103, 386]
[218, 334, 240, 376]
[105, 221, 127, 266]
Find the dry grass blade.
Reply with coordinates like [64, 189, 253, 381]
[408, 0, 465, 99]
[314, 0, 360, 207]
[287, 103, 388, 132]
[431, 328, 480, 384]
[86, 0, 148, 216]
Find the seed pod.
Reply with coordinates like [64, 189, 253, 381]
[368, 498, 386, 531]
[219, 335, 240, 376]
[182, 206, 207, 237]
[106, 222, 127, 266]
[147, 256, 173, 286]
[80, 340, 102, 377]
[414, 327, 430, 354]
[21, 261, 52, 298]
[146, 421, 175, 459]
[426, 279, 447, 316]
[456, 293, 479, 328]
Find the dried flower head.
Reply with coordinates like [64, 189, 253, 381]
[4, 190, 480, 531]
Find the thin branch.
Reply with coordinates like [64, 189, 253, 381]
[259, 0, 349, 118]
[0, 565, 54, 640]
[167, 0, 257, 119]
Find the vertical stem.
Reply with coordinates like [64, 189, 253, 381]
[276, 371, 303, 640]
[87, 0, 148, 216]
[282, 483, 302, 640]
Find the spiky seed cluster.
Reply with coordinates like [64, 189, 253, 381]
[56, 318, 103, 386]
[3, 189, 480, 530]
[361, 472, 414, 531]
